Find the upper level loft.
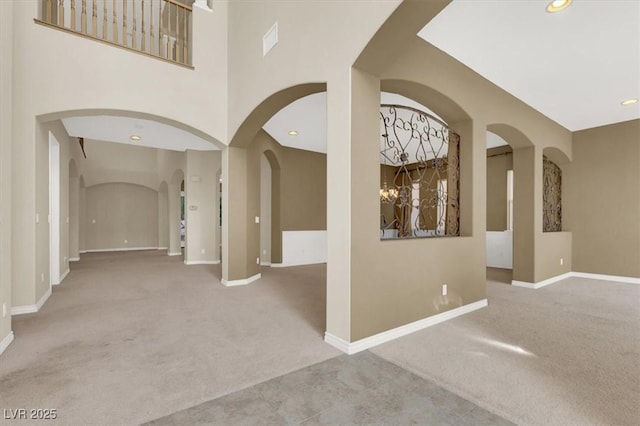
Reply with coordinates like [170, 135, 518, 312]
[36, 0, 204, 68]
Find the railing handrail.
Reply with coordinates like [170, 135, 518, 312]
[38, 0, 194, 67]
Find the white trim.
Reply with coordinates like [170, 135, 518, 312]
[157, 247, 169, 250]
[68, 257, 80, 262]
[167, 252, 183, 256]
[184, 260, 220, 265]
[84, 247, 158, 253]
[54, 268, 70, 285]
[511, 271, 639, 289]
[0, 331, 14, 355]
[271, 260, 327, 268]
[12, 287, 52, 316]
[324, 299, 488, 355]
[221, 273, 261, 287]
[512, 272, 573, 289]
[260, 261, 272, 266]
[79, 250, 87, 253]
[192, 0, 212, 12]
[570, 272, 640, 285]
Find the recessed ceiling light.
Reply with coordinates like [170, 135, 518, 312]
[130, 135, 141, 141]
[546, 0, 572, 13]
[288, 130, 298, 136]
[621, 98, 638, 106]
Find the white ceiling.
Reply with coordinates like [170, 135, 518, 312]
[61, 115, 218, 152]
[263, 92, 507, 155]
[418, 0, 640, 131]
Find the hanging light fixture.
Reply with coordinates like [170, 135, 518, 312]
[380, 179, 398, 204]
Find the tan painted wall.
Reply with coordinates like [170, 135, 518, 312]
[13, 1, 228, 144]
[85, 183, 159, 250]
[227, 0, 400, 142]
[280, 146, 327, 231]
[349, 68, 486, 341]
[81, 140, 160, 190]
[486, 147, 513, 231]
[0, 0, 13, 345]
[185, 150, 221, 263]
[565, 120, 640, 277]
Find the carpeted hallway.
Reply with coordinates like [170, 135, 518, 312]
[1, 254, 638, 425]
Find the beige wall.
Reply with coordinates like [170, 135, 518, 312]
[85, 183, 159, 251]
[228, 1, 400, 142]
[82, 140, 160, 190]
[0, 0, 13, 346]
[486, 147, 513, 231]
[185, 150, 221, 263]
[565, 120, 640, 277]
[280, 146, 327, 231]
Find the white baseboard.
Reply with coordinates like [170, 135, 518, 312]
[325, 299, 488, 355]
[0, 331, 14, 355]
[184, 260, 220, 265]
[271, 260, 327, 268]
[512, 271, 640, 289]
[260, 262, 272, 266]
[167, 252, 182, 256]
[157, 247, 168, 250]
[79, 250, 87, 254]
[84, 247, 158, 253]
[512, 272, 573, 289]
[571, 272, 640, 285]
[12, 287, 52, 316]
[53, 268, 70, 285]
[68, 257, 80, 262]
[221, 273, 261, 287]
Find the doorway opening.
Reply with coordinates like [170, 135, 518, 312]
[49, 132, 61, 285]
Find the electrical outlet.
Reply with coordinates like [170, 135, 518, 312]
[442, 284, 448, 296]
[256, 257, 260, 265]
[560, 258, 564, 265]
[124, 239, 128, 244]
[255, 216, 260, 224]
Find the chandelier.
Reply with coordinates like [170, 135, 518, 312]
[380, 180, 398, 204]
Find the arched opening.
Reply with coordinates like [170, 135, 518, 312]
[68, 159, 80, 262]
[260, 150, 282, 265]
[79, 175, 86, 254]
[169, 169, 185, 257]
[158, 181, 169, 252]
[486, 123, 535, 284]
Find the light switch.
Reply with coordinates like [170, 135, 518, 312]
[255, 216, 260, 224]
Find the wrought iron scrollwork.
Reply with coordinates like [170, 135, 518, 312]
[379, 104, 460, 239]
[543, 155, 562, 232]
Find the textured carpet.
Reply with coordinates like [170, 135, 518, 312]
[0, 251, 340, 425]
[145, 352, 513, 425]
[372, 269, 640, 426]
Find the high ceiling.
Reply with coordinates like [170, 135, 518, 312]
[418, 0, 640, 131]
[61, 116, 218, 152]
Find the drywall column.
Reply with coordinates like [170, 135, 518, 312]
[325, 69, 355, 344]
[79, 179, 86, 253]
[0, 0, 14, 351]
[221, 146, 260, 285]
[158, 185, 168, 250]
[68, 175, 80, 260]
[184, 150, 221, 265]
[167, 183, 182, 256]
[512, 146, 537, 283]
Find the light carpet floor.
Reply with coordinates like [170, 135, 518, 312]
[371, 269, 640, 426]
[0, 250, 340, 425]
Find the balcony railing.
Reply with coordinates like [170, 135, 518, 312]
[38, 0, 193, 67]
